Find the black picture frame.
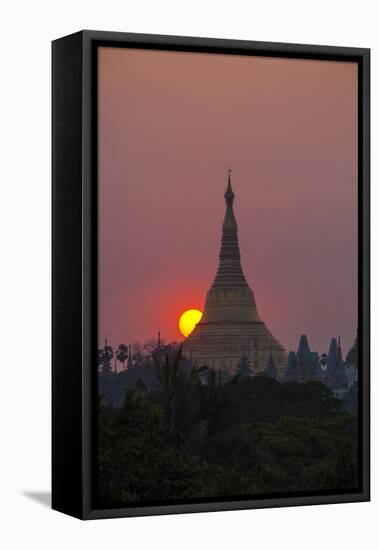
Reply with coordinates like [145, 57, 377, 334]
[52, 30, 370, 520]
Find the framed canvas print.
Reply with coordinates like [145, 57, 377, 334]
[52, 31, 370, 519]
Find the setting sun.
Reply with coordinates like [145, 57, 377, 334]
[179, 309, 203, 337]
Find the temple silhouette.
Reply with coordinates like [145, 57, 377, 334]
[182, 171, 288, 374]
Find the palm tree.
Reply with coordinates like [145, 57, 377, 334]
[186, 369, 243, 451]
[138, 346, 246, 453]
[148, 345, 206, 445]
[116, 344, 129, 370]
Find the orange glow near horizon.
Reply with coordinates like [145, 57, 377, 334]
[179, 309, 203, 337]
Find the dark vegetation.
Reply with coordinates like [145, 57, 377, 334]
[97, 347, 358, 506]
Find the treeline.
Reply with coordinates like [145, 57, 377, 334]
[97, 347, 358, 506]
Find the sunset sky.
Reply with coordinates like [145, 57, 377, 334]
[98, 46, 358, 356]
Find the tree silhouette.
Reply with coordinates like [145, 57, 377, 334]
[116, 344, 129, 370]
[98, 341, 114, 374]
[147, 345, 207, 445]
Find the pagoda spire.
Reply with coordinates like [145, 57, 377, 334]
[211, 170, 248, 289]
[223, 168, 237, 235]
[127, 343, 133, 368]
[337, 335, 343, 362]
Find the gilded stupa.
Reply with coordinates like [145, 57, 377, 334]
[182, 171, 287, 375]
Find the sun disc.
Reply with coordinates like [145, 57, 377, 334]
[179, 309, 203, 337]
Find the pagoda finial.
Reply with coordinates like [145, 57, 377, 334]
[225, 167, 234, 204]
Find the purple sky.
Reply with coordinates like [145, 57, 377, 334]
[98, 47, 358, 356]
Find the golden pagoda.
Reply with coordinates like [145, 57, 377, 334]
[182, 171, 287, 375]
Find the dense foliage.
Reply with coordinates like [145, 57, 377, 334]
[97, 347, 358, 506]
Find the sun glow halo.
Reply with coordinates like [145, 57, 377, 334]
[179, 309, 203, 337]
